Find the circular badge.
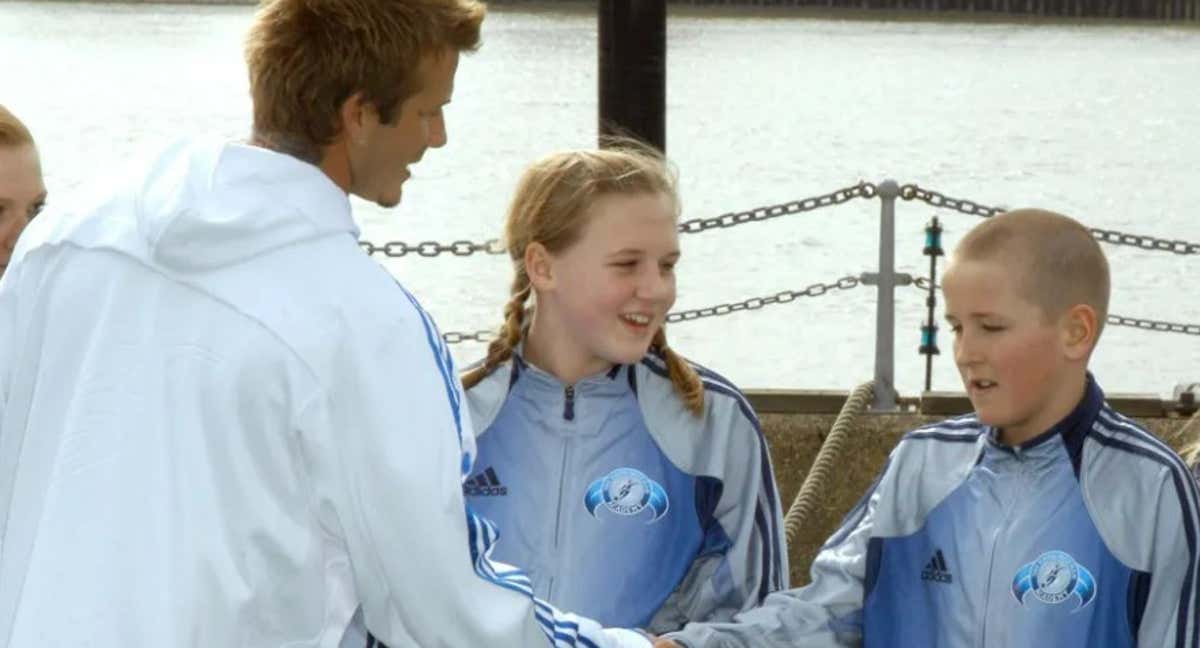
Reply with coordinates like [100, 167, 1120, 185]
[601, 468, 652, 516]
[1030, 551, 1079, 604]
[584, 467, 670, 523]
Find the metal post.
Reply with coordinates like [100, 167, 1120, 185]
[921, 217, 944, 392]
[598, 0, 666, 152]
[871, 180, 902, 410]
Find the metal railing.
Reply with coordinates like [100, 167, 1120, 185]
[361, 180, 1199, 410]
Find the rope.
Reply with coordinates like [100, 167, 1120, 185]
[1177, 410, 1200, 469]
[783, 380, 876, 546]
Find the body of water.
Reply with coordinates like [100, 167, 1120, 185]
[3, 2, 1198, 395]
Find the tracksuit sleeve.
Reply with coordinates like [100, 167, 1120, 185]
[665, 456, 900, 648]
[300, 328, 649, 648]
[646, 406, 788, 633]
[1136, 462, 1200, 647]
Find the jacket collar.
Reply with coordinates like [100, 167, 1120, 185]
[980, 372, 1104, 474]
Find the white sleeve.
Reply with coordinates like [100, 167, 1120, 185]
[0, 271, 13, 439]
[0, 256, 27, 448]
[302, 326, 647, 648]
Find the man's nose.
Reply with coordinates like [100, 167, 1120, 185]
[427, 113, 447, 149]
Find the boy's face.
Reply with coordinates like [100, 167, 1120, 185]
[942, 256, 1074, 443]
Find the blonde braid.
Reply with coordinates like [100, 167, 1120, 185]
[461, 270, 531, 389]
[652, 327, 704, 416]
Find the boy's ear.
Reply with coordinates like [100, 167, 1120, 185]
[525, 242, 555, 291]
[1061, 303, 1100, 361]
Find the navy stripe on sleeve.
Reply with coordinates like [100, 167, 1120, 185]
[640, 356, 785, 591]
[1091, 414, 1199, 648]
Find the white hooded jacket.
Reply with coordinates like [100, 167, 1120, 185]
[0, 139, 646, 648]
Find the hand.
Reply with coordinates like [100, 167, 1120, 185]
[652, 638, 681, 648]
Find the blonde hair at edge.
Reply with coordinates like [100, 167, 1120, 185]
[460, 143, 706, 416]
[0, 104, 36, 147]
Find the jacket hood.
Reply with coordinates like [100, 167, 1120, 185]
[35, 138, 358, 273]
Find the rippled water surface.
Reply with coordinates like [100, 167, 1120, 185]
[3, 2, 1198, 395]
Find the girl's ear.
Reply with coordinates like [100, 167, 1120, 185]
[525, 242, 555, 291]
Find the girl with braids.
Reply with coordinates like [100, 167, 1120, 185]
[459, 144, 788, 635]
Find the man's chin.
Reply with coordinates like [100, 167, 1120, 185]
[376, 196, 401, 209]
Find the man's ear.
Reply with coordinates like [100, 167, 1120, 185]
[1061, 303, 1100, 361]
[525, 242, 555, 292]
[336, 92, 374, 147]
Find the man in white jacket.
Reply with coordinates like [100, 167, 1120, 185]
[0, 1, 648, 646]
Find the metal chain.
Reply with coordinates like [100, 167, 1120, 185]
[361, 182, 879, 257]
[899, 184, 1005, 218]
[666, 276, 861, 322]
[440, 330, 496, 344]
[900, 183, 1199, 255]
[1088, 228, 1200, 255]
[359, 183, 1196, 257]
[1106, 315, 1200, 336]
[439, 275, 862, 343]
[442, 278, 1197, 342]
[359, 238, 505, 258]
[676, 182, 877, 234]
[911, 280, 1199, 336]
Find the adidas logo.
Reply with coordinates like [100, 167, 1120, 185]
[463, 467, 508, 496]
[921, 549, 953, 584]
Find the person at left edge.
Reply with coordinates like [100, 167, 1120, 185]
[0, 104, 46, 279]
[0, 1, 650, 646]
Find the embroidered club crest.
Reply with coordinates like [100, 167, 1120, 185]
[584, 467, 669, 524]
[1012, 550, 1097, 610]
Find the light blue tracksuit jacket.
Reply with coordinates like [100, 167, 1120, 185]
[668, 374, 1200, 647]
[463, 350, 789, 633]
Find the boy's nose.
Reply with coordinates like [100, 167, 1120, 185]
[954, 335, 982, 366]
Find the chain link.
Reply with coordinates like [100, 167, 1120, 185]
[676, 182, 877, 234]
[899, 184, 1005, 218]
[359, 238, 505, 258]
[1089, 228, 1200, 255]
[1106, 315, 1200, 336]
[440, 329, 496, 344]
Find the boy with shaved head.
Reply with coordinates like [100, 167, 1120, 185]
[658, 209, 1200, 647]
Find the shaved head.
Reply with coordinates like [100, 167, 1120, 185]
[950, 208, 1110, 335]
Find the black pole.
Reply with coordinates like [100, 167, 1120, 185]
[598, 0, 666, 152]
[920, 217, 944, 392]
